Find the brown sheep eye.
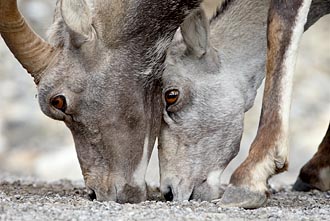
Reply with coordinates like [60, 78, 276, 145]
[165, 89, 180, 106]
[50, 95, 67, 112]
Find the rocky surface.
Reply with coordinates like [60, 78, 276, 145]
[0, 175, 329, 221]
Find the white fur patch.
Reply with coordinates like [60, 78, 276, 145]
[207, 170, 224, 199]
[132, 132, 149, 187]
[250, 155, 276, 192]
[207, 170, 222, 188]
[279, 0, 312, 136]
[319, 167, 330, 190]
[275, 0, 312, 165]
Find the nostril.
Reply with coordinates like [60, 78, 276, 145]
[87, 188, 96, 201]
[188, 188, 195, 201]
[163, 186, 173, 201]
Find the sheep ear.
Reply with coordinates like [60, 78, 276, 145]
[180, 9, 209, 58]
[60, 0, 95, 47]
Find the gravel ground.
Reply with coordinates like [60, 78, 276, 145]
[0, 175, 329, 221]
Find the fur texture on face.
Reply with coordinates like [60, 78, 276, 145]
[14, 0, 202, 203]
[159, 0, 270, 201]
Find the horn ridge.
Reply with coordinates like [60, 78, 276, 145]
[0, 0, 57, 84]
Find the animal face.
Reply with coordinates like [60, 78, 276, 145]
[159, 0, 268, 201]
[0, 0, 201, 202]
[160, 64, 245, 201]
[159, 9, 244, 201]
[38, 45, 162, 203]
[33, 0, 165, 203]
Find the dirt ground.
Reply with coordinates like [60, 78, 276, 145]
[0, 175, 329, 221]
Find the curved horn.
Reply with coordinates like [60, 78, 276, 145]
[0, 0, 56, 84]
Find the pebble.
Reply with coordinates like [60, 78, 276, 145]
[0, 175, 329, 221]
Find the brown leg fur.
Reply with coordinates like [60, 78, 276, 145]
[220, 0, 312, 209]
[293, 123, 330, 191]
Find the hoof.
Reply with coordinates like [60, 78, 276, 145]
[292, 177, 316, 192]
[219, 185, 267, 209]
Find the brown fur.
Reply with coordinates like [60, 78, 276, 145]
[224, 0, 330, 210]
[297, 123, 330, 191]
[230, 0, 303, 187]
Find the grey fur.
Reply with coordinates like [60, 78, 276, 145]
[5, 0, 202, 203]
[180, 10, 210, 58]
[159, 0, 330, 202]
[159, 0, 269, 201]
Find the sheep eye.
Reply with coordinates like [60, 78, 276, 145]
[165, 89, 180, 106]
[50, 95, 67, 112]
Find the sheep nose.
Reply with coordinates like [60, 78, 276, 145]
[163, 186, 174, 201]
[87, 188, 96, 200]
